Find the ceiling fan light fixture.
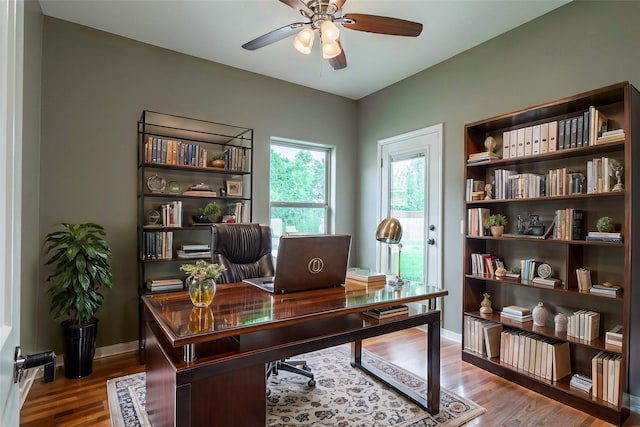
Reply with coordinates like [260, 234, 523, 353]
[293, 28, 315, 54]
[321, 39, 341, 59]
[320, 20, 340, 42]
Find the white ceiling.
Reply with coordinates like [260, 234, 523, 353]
[38, 0, 570, 100]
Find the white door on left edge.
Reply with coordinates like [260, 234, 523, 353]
[0, 0, 23, 425]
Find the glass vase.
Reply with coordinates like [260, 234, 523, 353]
[187, 277, 216, 307]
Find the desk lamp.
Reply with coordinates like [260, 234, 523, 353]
[376, 218, 404, 288]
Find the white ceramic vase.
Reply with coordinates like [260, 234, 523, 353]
[532, 302, 549, 326]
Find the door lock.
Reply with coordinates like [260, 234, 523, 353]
[14, 346, 56, 383]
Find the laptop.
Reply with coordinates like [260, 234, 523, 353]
[243, 234, 351, 293]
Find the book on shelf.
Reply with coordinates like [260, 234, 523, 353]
[176, 250, 211, 259]
[587, 231, 622, 238]
[181, 190, 218, 197]
[531, 277, 562, 287]
[570, 374, 593, 393]
[500, 311, 533, 323]
[146, 278, 184, 292]
[483, 322, 503, 359]
[605, 325, 623, 352]
[585, 235, 623, 243]
[575, 268, 592, 291]
[567, 310, 600, 341]
[501, 305, 532, 316]
[346, 268, 387, 284]
[362, 305, 408, 319]
[589, 283, 623, 296]
[467, 151, 500, 163]
[181, 244, 210, 251]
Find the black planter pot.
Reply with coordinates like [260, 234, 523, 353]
[61, 318, 98, 379]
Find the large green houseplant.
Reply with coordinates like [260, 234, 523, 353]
[44, 222, 113, 378]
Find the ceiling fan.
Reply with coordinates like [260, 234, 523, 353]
[242, 0, 423, 70]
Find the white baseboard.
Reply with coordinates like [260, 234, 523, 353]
[441, 328, 461, 343]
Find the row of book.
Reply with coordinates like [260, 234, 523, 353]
[586, 156, 619, 194]
[144, 136, 250, 171]
[467, 207, 489, 236]
[142, 231, 173, 260]
[158, 201, 183, 227]
[499, 120, 559, 160]
[500, 305, 532, 322]
[552, 208, 583, 240]
[463, 316, 571, 381]
[232, 201, 250, 224]
[469, 252, 503, 277]
[566, 310, 600, 341]
[146, 278, 184, 293]
[585, 231, 623, 243]
[592, 351, 622, 404]
[145, 136, 210, 167]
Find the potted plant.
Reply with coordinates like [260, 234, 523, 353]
[483, 214, 507, 237]
[209, 151, 226, 169]
[193, 202, 221, 224]
[44, 222, 113, 378]
[596, 216, 615, 232]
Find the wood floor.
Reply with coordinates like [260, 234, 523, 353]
[20, 328, 640, 426]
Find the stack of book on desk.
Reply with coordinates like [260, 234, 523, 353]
[177, 244, 211, 259]
[146, 278, 184, 292]
[500, 305, 533, 322]
[363, 305, 408, 319]
[345, 268, 387, 288]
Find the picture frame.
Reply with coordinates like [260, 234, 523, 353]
[226, 180, 243, 197]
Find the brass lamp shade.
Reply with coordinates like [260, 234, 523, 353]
[376, 218, 403, 244]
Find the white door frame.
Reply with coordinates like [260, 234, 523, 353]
[376, 124, 443, 291]
[0, 0, 23, 425]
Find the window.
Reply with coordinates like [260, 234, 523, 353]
[270, 139, 331, 251]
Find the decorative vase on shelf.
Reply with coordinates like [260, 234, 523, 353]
[187, 277, 216, 307]
[532, 302, 549, 326]
[554, 312, 568, 332]
[210, 159, 226, 169]
[480, 293, 493, 314]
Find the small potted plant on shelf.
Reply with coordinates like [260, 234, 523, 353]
[44, 222, 113, 379]
[193, 202, 221, 224]
[209, 152, 226, 169]
[483, 214, 508, 237]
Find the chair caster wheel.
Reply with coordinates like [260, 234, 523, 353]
[307, 379, 316, 387]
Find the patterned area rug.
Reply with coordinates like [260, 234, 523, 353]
[107, 346, 485, 427]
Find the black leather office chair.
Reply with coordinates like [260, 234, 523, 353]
[211, 223, 315, 387]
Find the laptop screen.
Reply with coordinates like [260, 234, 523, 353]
[245, 234, 351, 293]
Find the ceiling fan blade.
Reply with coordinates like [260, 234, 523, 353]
[342, 14, 423, 37]
[332, 0, 347, 10]
[328, 41, 347, 70]
[242, 22, 307, 50]
[279, 0, 312, 15]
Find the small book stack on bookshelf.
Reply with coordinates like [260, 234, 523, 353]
[500, 305, 533, 322]
[605, 325, 623, 352]
[363, 305, 408, 319]
[345, 268, 387, 288]
[570, 374, 593, 394]
[146, 278, 184, 292]
[585, 231, 623, 243]
[589, 283, 623, 297]
[177, 244, 211, 259]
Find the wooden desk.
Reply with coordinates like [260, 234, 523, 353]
[142, 282, 447, 427]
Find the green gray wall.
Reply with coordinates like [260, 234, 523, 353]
[356, 0, 640, 335]
[30, 17, 357, 353]
[23, 0, 640, 355]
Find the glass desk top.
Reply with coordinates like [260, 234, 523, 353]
[142, 281, 447, 347]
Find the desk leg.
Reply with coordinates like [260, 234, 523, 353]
[352, 313, 440, 415]
[426, 316, 440, 414]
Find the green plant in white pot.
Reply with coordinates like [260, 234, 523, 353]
[44, 222, 113, 378]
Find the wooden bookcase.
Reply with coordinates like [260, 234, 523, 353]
[461, 82, 639, 425]
[136, 110, 253, 361]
